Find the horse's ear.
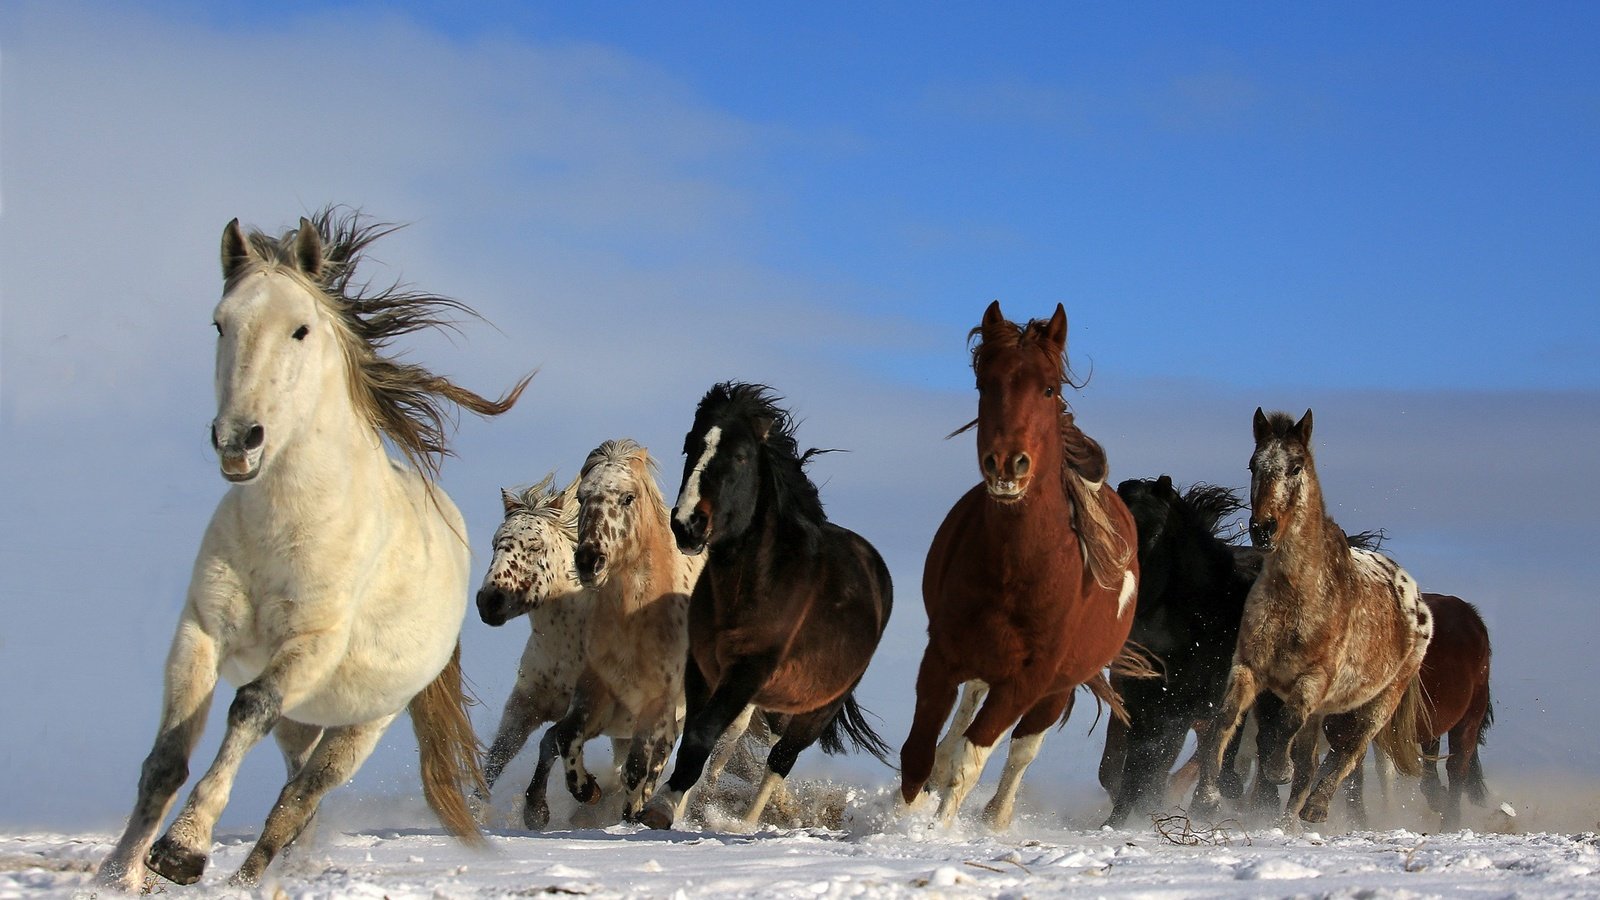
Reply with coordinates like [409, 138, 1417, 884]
[221, 218, 251, 280]
[294, 216, 324, 279]
[752, 415, 775, 443]
[1155, 473, 1174, 496]
[1294, 408, 1314, 443]
[500, 488, 520, 513]
[1252, 407, 1271, 443]
[1043, 303, 1068, 352]
[982, 300, 1004, 330]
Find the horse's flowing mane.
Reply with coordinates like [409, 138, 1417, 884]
[962, 312, 1130, 590]
[700, 383, 828, 527]
[233, 207, 529, 482]
[582, 439, 671, 529]
[1179, 483, 1248, 543]
[506, 472, 579, 544]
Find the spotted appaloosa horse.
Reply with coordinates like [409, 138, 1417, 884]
[474, 474, 599, 828]
[1190, 409, 1433, 826]
[900, 301, 1142, 829]
[535, 439, 704, 825]
[98, 210, 527, 891]
[639, 383, 894, 830]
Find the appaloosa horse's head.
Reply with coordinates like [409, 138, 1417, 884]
[575, 439, 669, 586]
[476, 474, 580, 626]
[969, 300, 1070, 502]
[1248, 407, 1316, 550]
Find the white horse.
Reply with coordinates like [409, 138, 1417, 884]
[96, 210, 528, 891]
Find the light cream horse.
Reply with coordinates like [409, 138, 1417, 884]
[96, 210, 527, 891]
[532, 440, 705, 825]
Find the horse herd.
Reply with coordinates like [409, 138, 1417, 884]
[94, 210, 1495, 891]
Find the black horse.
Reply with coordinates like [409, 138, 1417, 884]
[1100, 477, 1275, 827]
[638, 382, 893, 830]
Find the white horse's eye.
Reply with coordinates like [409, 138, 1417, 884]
[292, 325, 310, 341]
[213, 321, 223, 336]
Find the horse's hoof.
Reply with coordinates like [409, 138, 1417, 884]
[94, 862, 147, 893]
[523, 801, 551, 831]
[226, 867, 260, 889]
[638, 804, 673, 830]
[1299, 803, 1329, 825]
[147, 836, 207, 885]
[1189, 794, 1221, 821]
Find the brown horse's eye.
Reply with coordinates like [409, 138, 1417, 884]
[1044, 386, 1055, 397]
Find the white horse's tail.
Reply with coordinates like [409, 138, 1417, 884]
[409, 642, 487, 845]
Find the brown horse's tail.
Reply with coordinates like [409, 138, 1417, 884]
[409, 642, 487, 845]
[1372, 673, 1429, 778]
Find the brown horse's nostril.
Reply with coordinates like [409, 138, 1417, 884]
[983, 454, 999, 477]
[1013, 453, 1031, 478]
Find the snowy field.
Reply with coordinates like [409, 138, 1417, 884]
[6, 774, 1597, 899]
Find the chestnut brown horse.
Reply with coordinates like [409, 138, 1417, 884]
[638, 382, 893, 830]
[1345, 592, 1495, 830]
[1190, 409, 1433, 826]
[900, 301, 1141, 828]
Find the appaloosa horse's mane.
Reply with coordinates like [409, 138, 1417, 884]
[504, 472, 580, 542]
[230, 206, 529, 481]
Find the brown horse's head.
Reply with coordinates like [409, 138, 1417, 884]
[1248, 407, 1315, 550]
[969, 300, 1069, 503]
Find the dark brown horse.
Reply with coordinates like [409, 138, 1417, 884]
[899, 300, 1142, 828]
[1190, 409, 1433, 826]
[638, 382, 893, 830]
[1344, 592, 1495, 829]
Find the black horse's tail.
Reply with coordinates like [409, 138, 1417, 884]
[819, 688, 894, 766]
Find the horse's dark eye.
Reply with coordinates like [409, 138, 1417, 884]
[213, 321, 223, 336]
[1290, 464, 1303, 476]
[621, 493, 636, 507]
[1045, 386, 1055, 397]
[292, 325, 310, 341]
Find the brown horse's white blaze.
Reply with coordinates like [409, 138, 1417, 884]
[900, 301, 1141, 829]
[1190, 408, 1433, 827]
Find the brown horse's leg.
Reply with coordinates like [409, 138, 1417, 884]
[932, 681, 989, 793]
[1300, 689, 1400, 824]
[934, 680, 1038, 825]
[1191, 664, 1259, 818]
[984, 690, 1071, 829]
[1281, 714, 1322, 826]
[899, 654, 961, 803]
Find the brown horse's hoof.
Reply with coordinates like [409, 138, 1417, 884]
[147, 835, 207, 885]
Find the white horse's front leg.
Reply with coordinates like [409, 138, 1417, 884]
[229, 716, 392, 887]
[97, 619, 219, 893]
[931, 681, 988, 792]
[148, 626, 348, 886]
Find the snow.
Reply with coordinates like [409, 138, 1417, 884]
[5, 781, 1598, 899]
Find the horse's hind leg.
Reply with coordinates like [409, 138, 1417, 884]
[984, 690, 1070, 830]
[1105, 706, 1189, 829]
[228, 717, 391, 888]
[1282, 714, 1324, 825]
[642, 654, 776, 830]
[97, 620, 219, 892]
[272, 719, 325, 853]
[743, 702, 844, 827]
[483, 677, 546, 793]
[932, 681, 989, 792]
[898, 654, 961, 804]
[935, 679, 1040, 826]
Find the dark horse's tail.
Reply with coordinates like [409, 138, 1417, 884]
[819, 687, 894, 766]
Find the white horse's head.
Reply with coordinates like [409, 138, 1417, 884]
[210, 218, 344, 483]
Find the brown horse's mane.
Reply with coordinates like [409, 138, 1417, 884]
[233, 206, 530, 483]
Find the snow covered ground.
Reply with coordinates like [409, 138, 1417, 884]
[5, 775, 1597, 899]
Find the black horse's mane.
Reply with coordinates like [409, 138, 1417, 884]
[698, 382, 828, 526]
[1179, 483, 1248, 544]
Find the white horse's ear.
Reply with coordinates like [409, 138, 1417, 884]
[1252, 407, 1271, 444]
[222, 218, 250, 280]
[500, 488, 520, 513]
[295, 217, 324, 279]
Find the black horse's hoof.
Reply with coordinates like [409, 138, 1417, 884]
[523, 800, 551, 831]
[638, 804, 673, 831]
[147, 835, 207, 885]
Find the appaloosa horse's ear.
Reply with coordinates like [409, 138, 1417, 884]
[1155, 474, 1175, 496]
[982, 300, 1005, 330]
[1043, 303, 1068, 352]
[1252, 407, 1271, 444]
[221, 218, 251, 280]
[1294, 409, 1314, 443]
[500, 488, 520, 513]
[294, 216, 324, 279]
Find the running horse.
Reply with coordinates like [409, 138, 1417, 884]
[97, 210, 528, 890]
[639, 382, 894, 829]
[900, 300, 1143, 828]
[1190, 409, 1433, 826]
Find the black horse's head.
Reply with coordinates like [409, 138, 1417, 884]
[1117, 475, 1181, 605]
[671, 382, 823, 555]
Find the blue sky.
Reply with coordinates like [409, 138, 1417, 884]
[1, 2, 1597, 831]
